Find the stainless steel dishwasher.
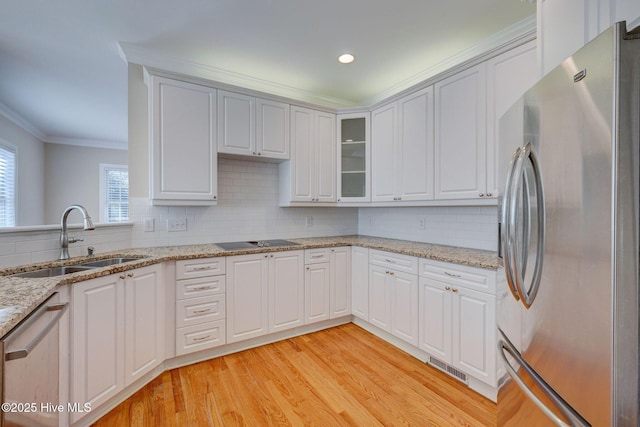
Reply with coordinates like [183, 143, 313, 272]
[1, 292, 68, 427]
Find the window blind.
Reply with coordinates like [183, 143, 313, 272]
[0, 145, 16, 227]
[102, 165, 128, 222]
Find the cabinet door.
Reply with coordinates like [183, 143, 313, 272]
[330, 247, 351, 318]
[434, 63, 487, 200]
[226, 254, 269, 343]
[486, 41, 537, 197]
[305, 262, 331, 324]
[149, 76, 217, 204]
[371, 103, 397, 202]
[290, 106, 314, 201]
[338, 113, 370, 202]
[368, 265, 391, 332]
[452, 286, 496, 385]
[269, 251, 304, 332]
[217, 90, 255, 156]
[351, 246, 369, 320]
[257, 98, 290, 159]
[418, 278, 451, 362]
[315, 111, 337, 202]
[124, 264, 164, 386]
[390, 271, 419, 346]
[398, 87, 434, 201]
[71, 274, 125, 422]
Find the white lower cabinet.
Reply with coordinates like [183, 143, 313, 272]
[175, 257, 226, 356]
[350, 246, 369, 320]
[71, 264, 164, 423]
[227, 251, 304, 343]
[368, 250, 419, 346]
[419, 259, 497, 387]
[304, 247, 351, 325]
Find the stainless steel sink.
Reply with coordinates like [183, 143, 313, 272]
[216, 239, 300, 251]
[11, 256, 144, 278]
[12, 265, 94, 278]
[79, 257, 142, 268]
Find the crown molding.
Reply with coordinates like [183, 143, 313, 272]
[363, 14, 537, 106]
[0, 101, 127, 150]
[45, 136, 128, 151]
[0, 100, 48, 140]
[118, 42, 358, 109]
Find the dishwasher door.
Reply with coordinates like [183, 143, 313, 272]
[1, 292, 67, 427]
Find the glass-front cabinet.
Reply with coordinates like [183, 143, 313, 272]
[337, 112, 370, 202]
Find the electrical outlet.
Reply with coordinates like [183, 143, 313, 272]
[143, 218, 154, 232]
[167, 217, 187, 232]
[419, 218, 426, 230]
[305, 216, 313, 227]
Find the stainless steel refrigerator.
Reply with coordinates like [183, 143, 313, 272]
[496, 22, 640, 426]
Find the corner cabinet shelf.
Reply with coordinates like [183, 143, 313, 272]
[145, 70, 218, 206]
[337, 113, 370, 203]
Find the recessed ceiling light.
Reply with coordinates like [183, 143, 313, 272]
[338, 53, 355, 64]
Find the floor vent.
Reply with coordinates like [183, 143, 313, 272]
[428, 356, 468, 384]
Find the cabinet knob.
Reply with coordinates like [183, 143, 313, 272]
[253, 152, 256, 155]
[119, 275, 126, 280]
[486, 193, 493, 197]
[213, 195, 217, 200]
[127, 273, 134, 278]
[479, 193, 485, 197]
[452, 288, 459, 293]
[445, 286, 451, 291]
[257, 152, 262, 156]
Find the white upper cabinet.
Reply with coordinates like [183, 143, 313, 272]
[279, 106, 336, 204]
[538, 0, 640, 76]
[217, 90, 255, 155]
[434, 63, 487, 200]
[257, 98, 290, 159]
[217, 90, 290, 160]
[338, 113, 370, 203]
[147, 73, 218, 205]
[485, 40, 538, 197]
[371, 86, 434, 202]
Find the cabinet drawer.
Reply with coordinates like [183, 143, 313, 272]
[176, 257, 225, 279]
[369, 249, 418, 275]
[305, 248, 331, 264]
[419, 259, 496, 294]
[176, 294, 225, 328]
[176, 320, 226, 356]
[176, 276, 225, 300]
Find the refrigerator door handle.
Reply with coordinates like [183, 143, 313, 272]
[507, 142, 546, 308]
[502, 146, 522, 301]
[498, 337, 590, 427]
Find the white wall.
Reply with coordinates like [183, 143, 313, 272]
[44, 143, 128, 224]
[0, 114, 45, 226]
[358, 206, 498, 251]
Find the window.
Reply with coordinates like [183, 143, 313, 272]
[100, 164, 128, 223]
[0, 144, 16, 227]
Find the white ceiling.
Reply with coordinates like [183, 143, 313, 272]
[0, 0, 535, 147]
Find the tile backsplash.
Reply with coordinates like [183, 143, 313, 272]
[358, 206, 498, 251]
[129, 158, 359, 247]
[0, 157, 500, 268]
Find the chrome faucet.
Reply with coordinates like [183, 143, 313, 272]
[59, 204, 95, 260]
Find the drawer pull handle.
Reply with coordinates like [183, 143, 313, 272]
[192, 286, 214, 291]
[444, 272, 461, 278]
[193, 308, 211, 314]
[192, 335, 211, 342]
[192, 266, 213, 271]
[311, 254, 324, 258]
[384, 258, 396, 263]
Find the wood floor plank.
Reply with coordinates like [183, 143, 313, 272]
[93, 323, 496, 426]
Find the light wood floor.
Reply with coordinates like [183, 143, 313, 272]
[93, 323, 496, 426]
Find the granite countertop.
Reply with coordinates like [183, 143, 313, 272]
[0, 235, 498, 338]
